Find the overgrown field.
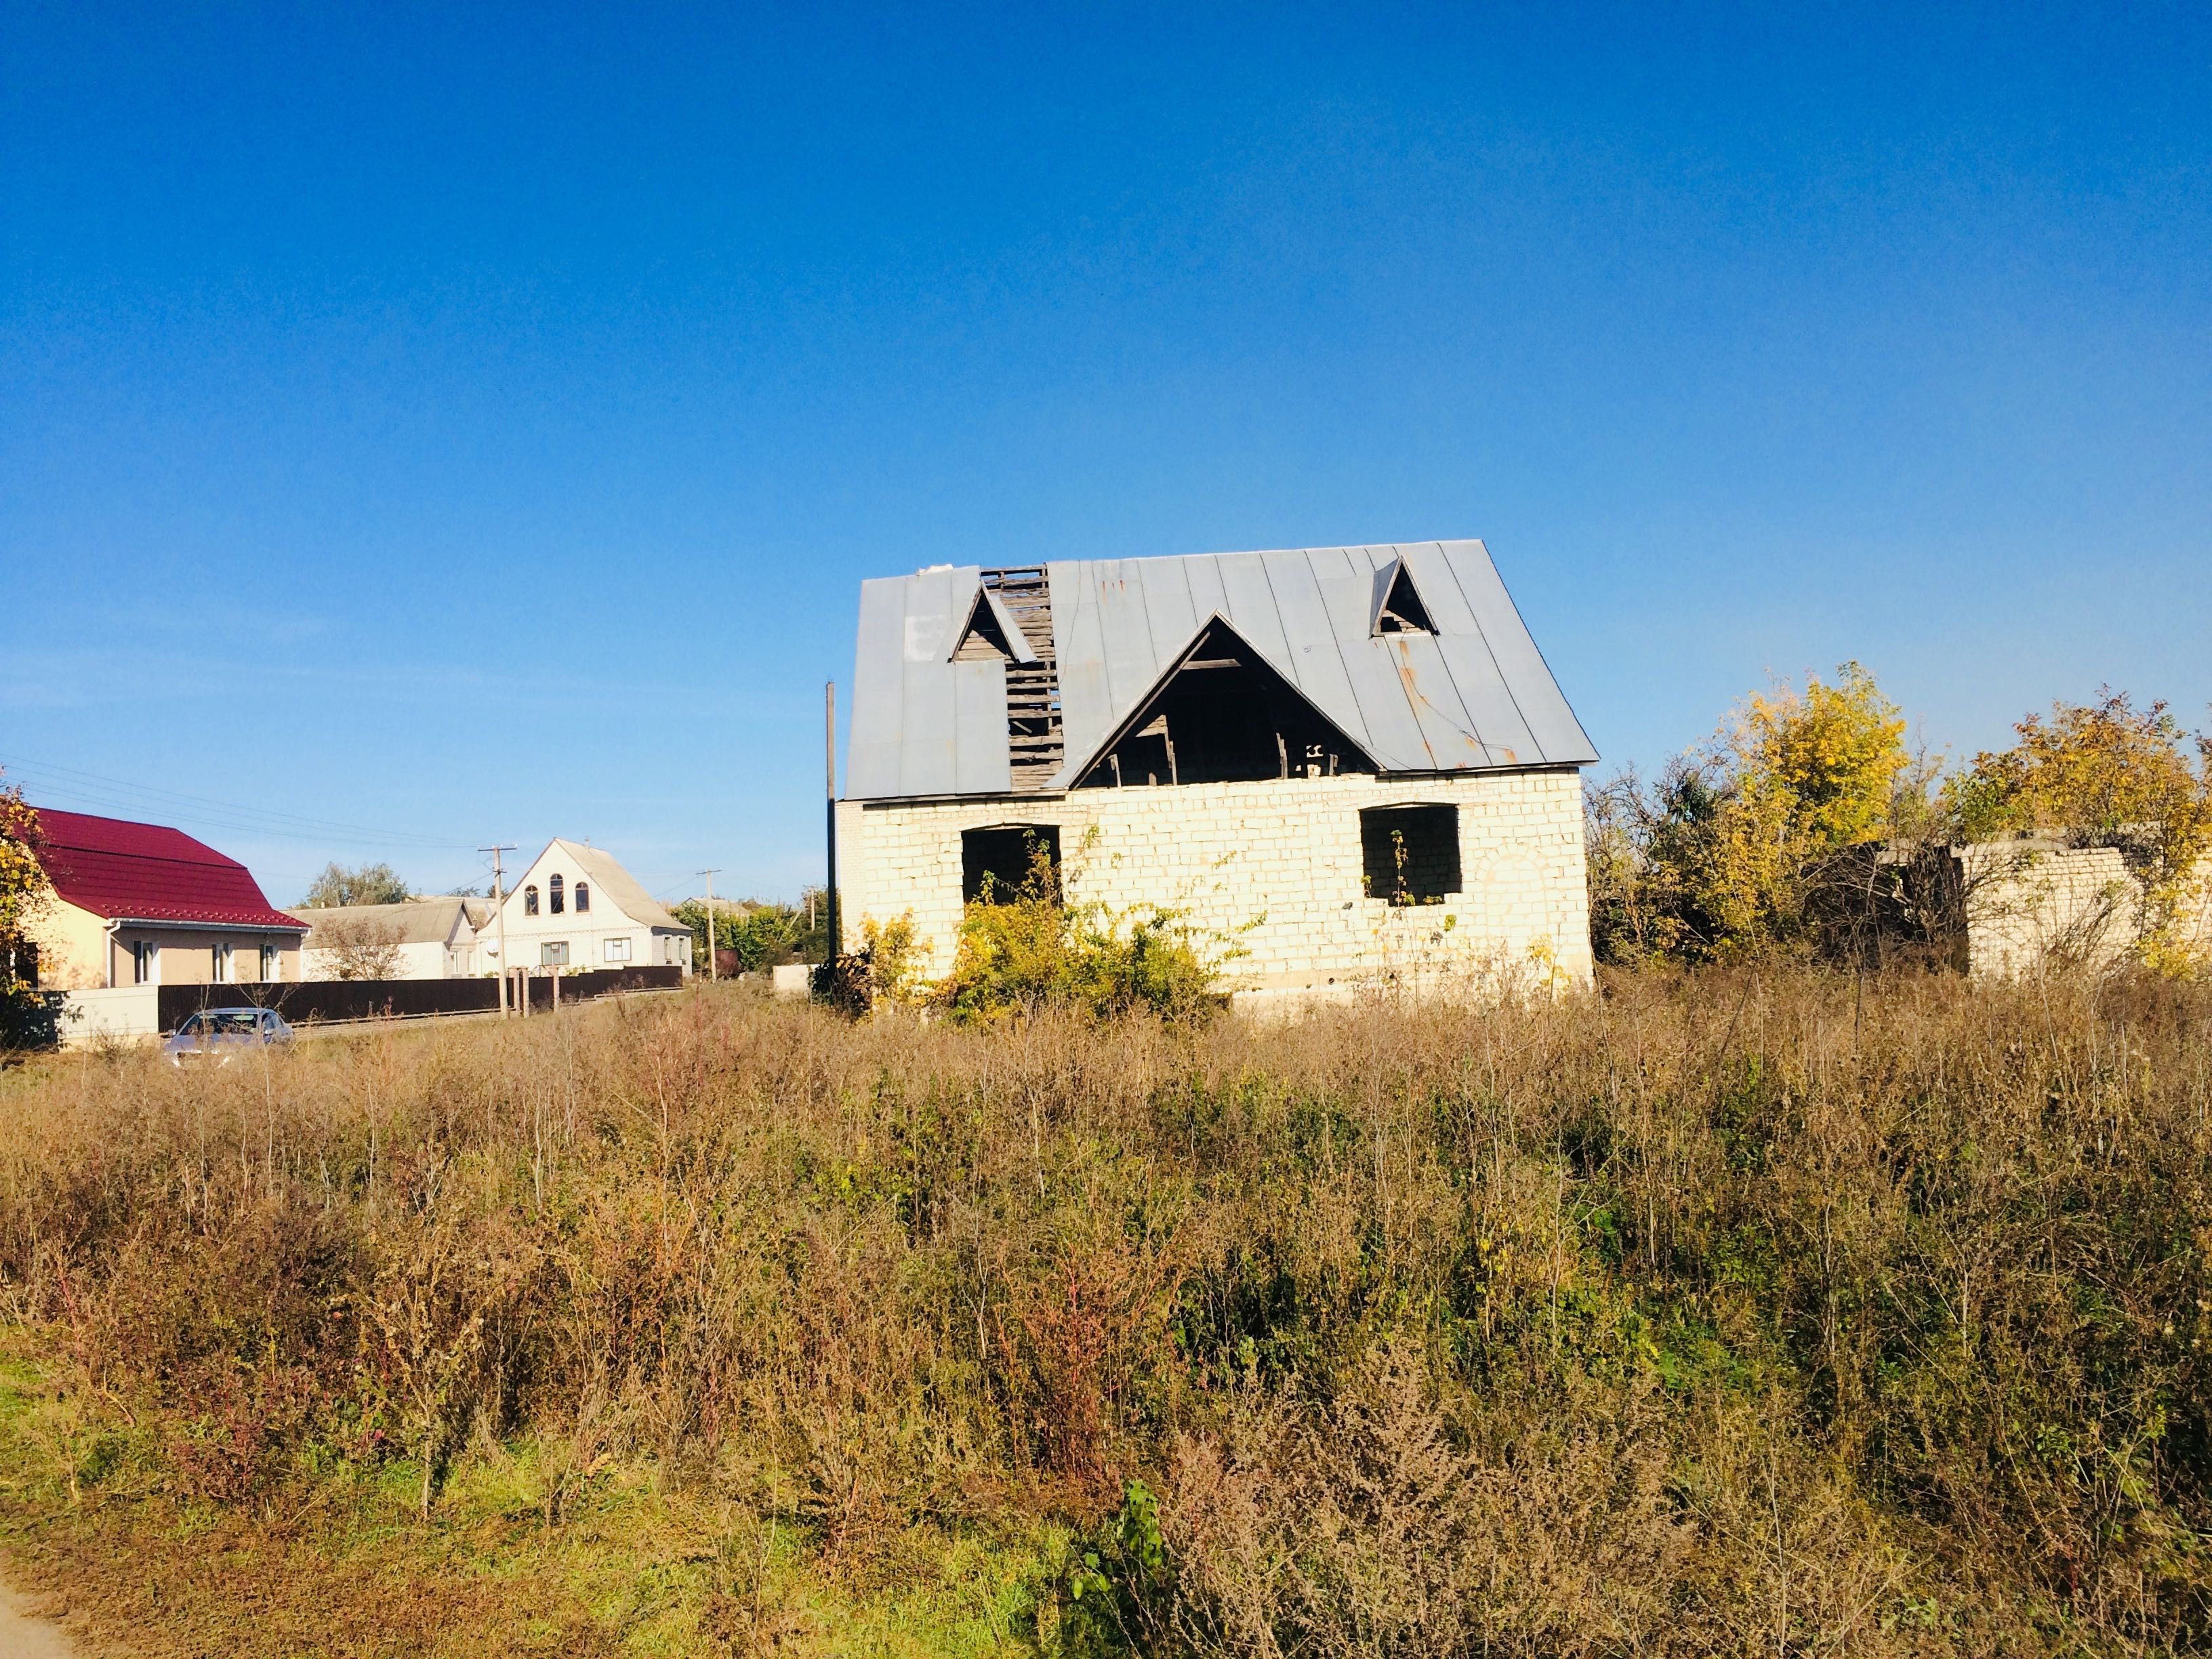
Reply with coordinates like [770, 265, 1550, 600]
[2, 972, 2210, 1656]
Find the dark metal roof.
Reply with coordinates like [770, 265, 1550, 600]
[844, 541, 1597, 801]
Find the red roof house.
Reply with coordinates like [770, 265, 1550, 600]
[25, 810, 307, 990]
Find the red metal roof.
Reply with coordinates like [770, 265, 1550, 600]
[30, 808, 308, 930]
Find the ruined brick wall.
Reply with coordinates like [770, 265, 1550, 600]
[834, 767, 1593, 995]
[1960, 842, 2139, 979]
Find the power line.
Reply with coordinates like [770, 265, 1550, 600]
[0, 751, 475, 851]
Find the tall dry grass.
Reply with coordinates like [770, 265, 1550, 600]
[3, 970, 2209, 1655]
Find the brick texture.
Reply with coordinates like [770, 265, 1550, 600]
[834, 768, 1593, 994]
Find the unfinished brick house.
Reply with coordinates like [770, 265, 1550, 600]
[834, 541, 1599, 998]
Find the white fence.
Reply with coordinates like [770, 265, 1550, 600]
[56, 985, 162, 1046]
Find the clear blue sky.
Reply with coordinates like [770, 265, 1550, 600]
[5, 4, 2208, 906]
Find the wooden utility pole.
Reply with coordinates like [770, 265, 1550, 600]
[699, 869, 720, 981]
[480, 843, 516, 1016]
[824, 680, 838, 969]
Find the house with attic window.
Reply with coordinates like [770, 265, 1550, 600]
[834, 541, 1599, 998]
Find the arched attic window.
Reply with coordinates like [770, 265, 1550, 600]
[575, 882, 590, 913]
[524, 884, 539, 916]
[550, 874, 565, 914]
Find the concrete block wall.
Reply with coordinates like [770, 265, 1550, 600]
[834, 766, 1593, 994]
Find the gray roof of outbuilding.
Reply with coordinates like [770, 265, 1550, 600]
[843, 541, 1597, 802]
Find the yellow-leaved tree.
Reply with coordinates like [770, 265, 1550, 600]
[1589, 663, 1912, 962]
[0, 770, 53, 1047]
[1947, 690, 2212, 972]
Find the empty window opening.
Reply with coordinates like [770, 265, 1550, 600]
[1361, 805, 1461, 905]
[9, 942, 39, 990]
[574, 882, 590, 914]
[1372, 561, 1437, 635]
[550, 874, 565, 914]
[524, 884, 540, 916]
[1077, 619, 1376, 788]
[962, 824, 1061, 904]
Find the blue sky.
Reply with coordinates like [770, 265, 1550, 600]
[5, 3, 2207, 906]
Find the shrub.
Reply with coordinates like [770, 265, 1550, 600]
[935, 839, 1218, 1023]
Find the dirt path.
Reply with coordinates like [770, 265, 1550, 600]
[0, 1578, 81, 1658]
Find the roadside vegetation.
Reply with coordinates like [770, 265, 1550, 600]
[3, 966, 2211, 1656]
[671, 893, 829, 978]
[1587, 672, 2210, 972]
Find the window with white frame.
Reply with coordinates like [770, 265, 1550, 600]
[213, 939, 233, 983]
[540, 941, 569, 967]
[260, 943, 279, 982]
[603, 936, 632, 964]
[132, 940, 159, 985]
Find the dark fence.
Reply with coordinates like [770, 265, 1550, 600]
[158, 966, 684, 1033]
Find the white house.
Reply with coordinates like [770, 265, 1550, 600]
[481, 840, 692, 975]
[835, 543, 1598, 1000]
[300, 897, 492, 981]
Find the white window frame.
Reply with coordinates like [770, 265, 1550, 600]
[213, 939, 234, 983]
[260, 943, 280, 982]
[133, 940, 161, 985]
[602, 936, 632, 964]
[540, 941, 570, 967]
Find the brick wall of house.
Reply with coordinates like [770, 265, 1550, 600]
[834, 767, 1593, 994]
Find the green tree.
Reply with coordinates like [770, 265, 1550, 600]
[300, 861, 412, 907]
[672, 895, 826, 973]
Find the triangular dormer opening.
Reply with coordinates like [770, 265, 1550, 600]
[949, 586, 1041, 665]
[1372, 559, 1437, 635]
[1076, 618, 1377, 787]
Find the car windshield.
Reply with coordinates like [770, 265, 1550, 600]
[206, 1010, 261, 1035]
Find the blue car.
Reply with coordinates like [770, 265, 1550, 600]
[163, 1006, 295, 1066]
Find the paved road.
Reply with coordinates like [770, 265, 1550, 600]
[0, 1580, 78, 1658]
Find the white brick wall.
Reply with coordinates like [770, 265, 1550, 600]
[834, 768, 1593, 994]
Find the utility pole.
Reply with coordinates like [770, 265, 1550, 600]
[698, 869, 721, 982]
[480, 844, 517, 1017]
[824, 679, 839, 969]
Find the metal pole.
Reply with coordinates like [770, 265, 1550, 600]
[824, 679, 838, 968]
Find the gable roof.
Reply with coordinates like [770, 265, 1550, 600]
[298, 898, 479, 947]
[506, 839, 684, 931]
[30, 808, 308, 930]
[845, 541, 1596, 800]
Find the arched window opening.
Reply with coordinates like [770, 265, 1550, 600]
[550, 874, 565, 914]
[1360, 805, 1461, 905]
[524, 884, 540, 916]
[575, 882, 590, 914]
[962, 824, 1061, 904]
